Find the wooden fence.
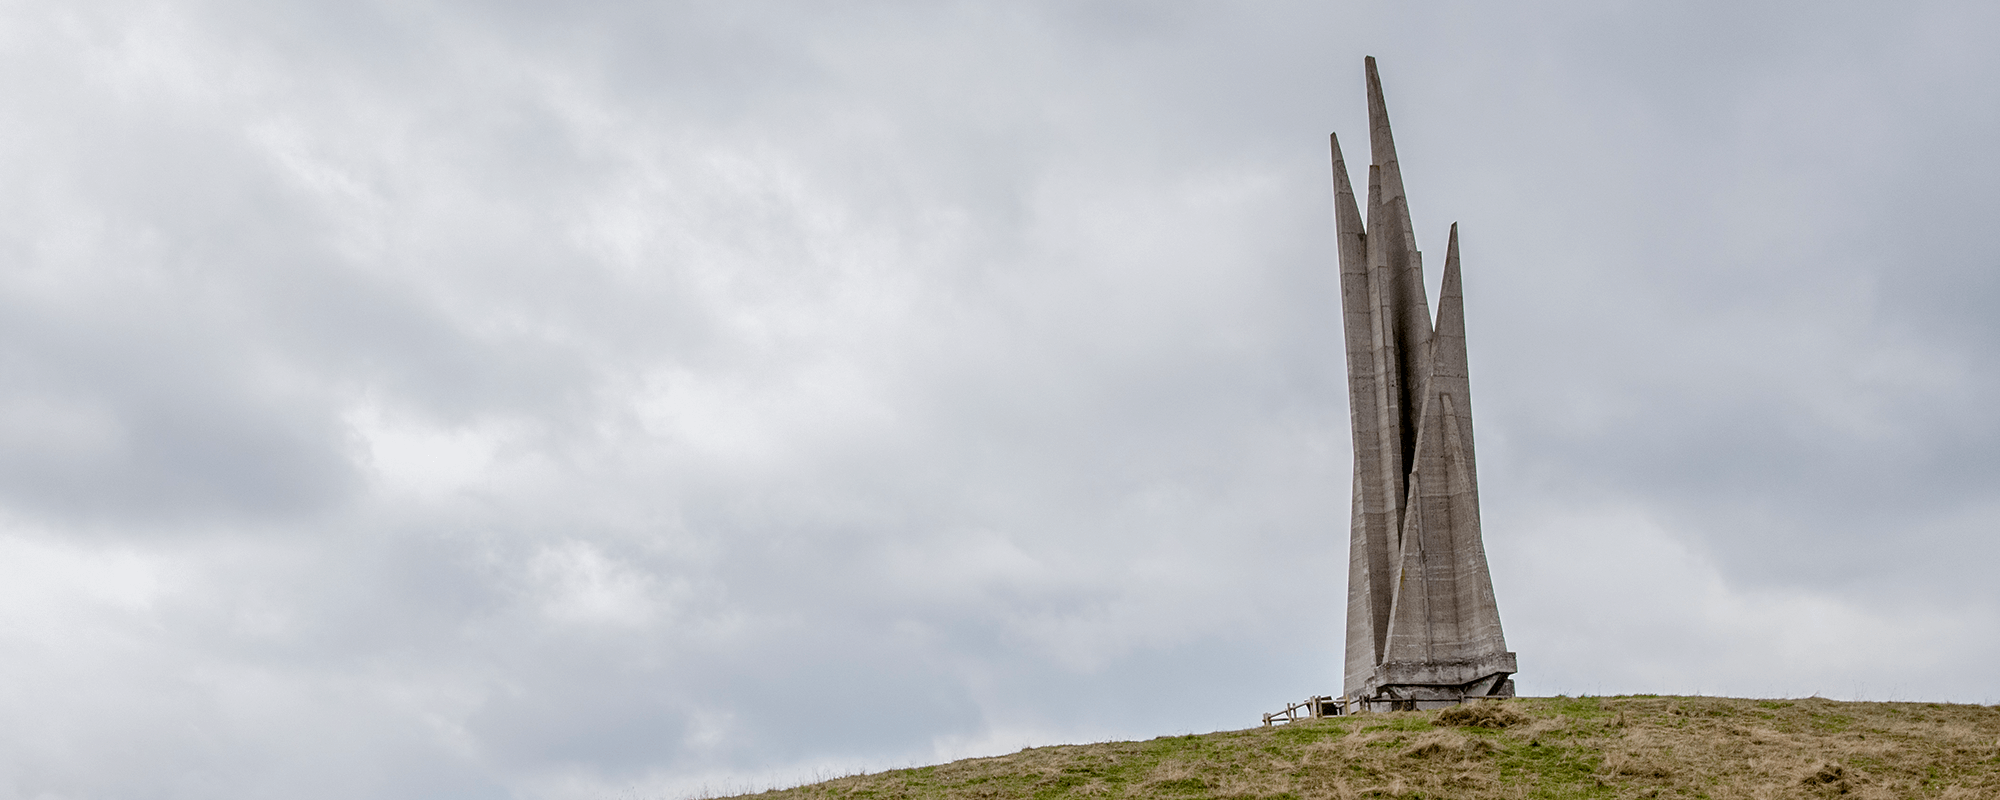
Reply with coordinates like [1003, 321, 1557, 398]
[1262, 695, 1345, 726]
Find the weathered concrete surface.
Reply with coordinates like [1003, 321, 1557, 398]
[1336, 57, 1515, 711]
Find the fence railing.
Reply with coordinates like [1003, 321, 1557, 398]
[1261, 695, 1345, 726]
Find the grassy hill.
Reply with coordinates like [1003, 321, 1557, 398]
[733, 696, 2000, 800]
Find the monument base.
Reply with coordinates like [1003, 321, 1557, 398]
[1350, 651, 1517, 712]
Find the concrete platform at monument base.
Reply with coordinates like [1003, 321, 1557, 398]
[1352, 651, 1519, 711]
[1264, 660, 1518, 726]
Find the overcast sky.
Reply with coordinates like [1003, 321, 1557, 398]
[0, 1, 1997, 798]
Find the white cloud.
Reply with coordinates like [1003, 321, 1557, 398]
[527, 540, 667, 629]
[348, 402, 512, 496]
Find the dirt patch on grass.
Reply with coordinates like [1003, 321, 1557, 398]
[1436, 700, 1529, 729]
[1800, 760, 1853, 795]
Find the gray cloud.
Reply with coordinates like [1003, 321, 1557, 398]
[0, 1, 1995, 798]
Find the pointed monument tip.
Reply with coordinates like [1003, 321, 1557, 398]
[1364, 58, 1394, 165]
[1441, 231, 1463, 303]
[1329, 133, 1355, 194]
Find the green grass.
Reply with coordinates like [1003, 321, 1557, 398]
[725, 697, 2000, 800]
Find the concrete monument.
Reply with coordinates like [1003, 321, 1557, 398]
[1335, 57, 1516, 711]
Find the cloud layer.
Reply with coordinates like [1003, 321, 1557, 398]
[0, 1, 1995, 797]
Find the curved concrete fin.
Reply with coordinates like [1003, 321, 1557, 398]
[1364, 57, 1431, 485]
[1433, 226, 1506, 658]
[1388, 224, 1506, 673]
[1364, 56, 1407, 216]
[1429, 225, 1472, 479]
[1335, 132, 1396, 690]
[1432, 224, 1468, 384]
[1364, 56, 1428, 311]
[1362, 162, 1405, 537]
[1330, 134, 1367, 276]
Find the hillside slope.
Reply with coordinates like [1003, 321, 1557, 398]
[734, 696, 2000, 799]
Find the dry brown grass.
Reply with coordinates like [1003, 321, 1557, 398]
[1437, 701, 1531, 729]
[730, 696, 2000, 800]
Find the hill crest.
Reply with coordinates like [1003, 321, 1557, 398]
[728, 696, 2000, 800]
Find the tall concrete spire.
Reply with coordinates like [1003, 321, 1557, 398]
[1335, 61, 1515, 711]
